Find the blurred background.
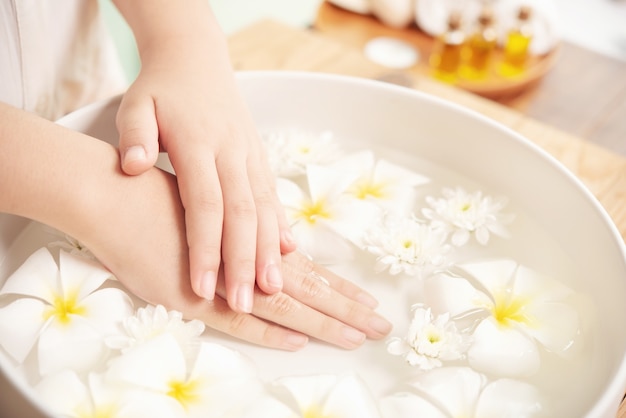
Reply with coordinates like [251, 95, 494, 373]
[100, 0, 626, 83]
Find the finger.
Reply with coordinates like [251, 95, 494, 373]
[116, 93, 160, 175]
[175, 156, 224, 302]
[192, 296, 309, 352]
[283, 252, 380, 309]
[248, 158, 283, 295]
[280, 255, 392, 341]
[218, 152, 258, 314]
[213, 277, 365, 350]
[259, 148, 297, 255]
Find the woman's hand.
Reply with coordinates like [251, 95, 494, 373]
[111, 0, 296, 314]
[86, 159, 392, 351]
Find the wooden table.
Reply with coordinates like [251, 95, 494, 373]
[227, 16, 626, 416]
[313, 2, 626, 156]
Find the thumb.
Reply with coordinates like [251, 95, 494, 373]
[116, 94, 160, 175]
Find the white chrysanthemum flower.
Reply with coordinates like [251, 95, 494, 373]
[106, 333, 262, 418]
[422, 187, 514, 246]
[379, 367, 542, 418]
[334, 151, 429, 215]
[261, 129, 342, 177]
[364, 214, 450, 277]
[273, 373, 382, 418]
[277, 164, 380, 263]
[0, 248, 133, 376]
[106, 304, 205, 354]
[387, 306, 471, 370]
[423, 259, 580, 377]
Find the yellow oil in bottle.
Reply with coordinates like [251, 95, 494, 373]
[499, 5, 533, 77]
[429, 12, 465, 83]
[460, 7, 497, 80]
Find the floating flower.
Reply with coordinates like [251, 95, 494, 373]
[274, 373, 382, 418]
[422, 187, 514, 246]
[0, 248, 133, 376]
[35, 371, 170, 418]
[334, 151, 430, 215]
[387, 306, 471, 370]
[106, 333, 262, 418]
[106, 304, 205, 355]
[276, 164, 380, 263]
[423, 259, 580, 377]
[364, 214, 450, 277]
[261, 129, 342, 177]
[379, 367, 542, 418]
[44, 225, 95, 259]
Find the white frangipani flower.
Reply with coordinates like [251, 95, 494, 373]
[387, 306, 471, 370]
[106, 333, 262, 418]
[106, 304, 205, 354]
[274, 373, 382, 418]
[0, 248, 133, 376]
[261, 129, 341, 177]
[364, 214, 450, 277]
[334, 151, 430, 215]
[423, 259, 580, 377]
[43, 225, 95, 259]
[422, 187, 514, 246]
[379, 367, 542, 418]
[277, 164, 380, 263]
[36, 371, 170, 418]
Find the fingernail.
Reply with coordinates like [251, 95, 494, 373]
[284, 333, 308, 350]
[341, 326, 366, 347]
[266, 263, 283, 291]
[236, 284, 253, 313]
[369, 316, 393, 335]
[282, 229, 296, 246]
[124, 145, 146, 165]
[200, 271, 217, 300]
[356, 291, 379, 309]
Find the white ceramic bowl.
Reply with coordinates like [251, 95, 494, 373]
[1, 72, 626, 417]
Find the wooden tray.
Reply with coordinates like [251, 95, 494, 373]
[314, 1, 559, 99]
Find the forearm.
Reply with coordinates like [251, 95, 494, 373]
[111, 0, 231, 72]
[0, 102, 124, 240]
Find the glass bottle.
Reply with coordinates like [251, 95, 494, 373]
[429, 11, 465, 83]
[460, 6, 497, 80]
[499, 5, 533, 76]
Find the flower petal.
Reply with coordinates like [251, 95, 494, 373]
[276, 178, 308, 210]
[523, 301, 580, 353]
[0, 247, 58, 302]
[468, 318, 540, 377]
[106, 333, 186, 393]
[322, 374, 381, 418]
[410, 367, 486, 417]
[422, 274, 487, 317]
[379, 392, 447, 418]
[291, 222, 355, 264]
[456, 259, 517, 294]
[80, 288, 134, 335]
[38, 316, 107, 375]
[35, 370, 90, 416]
[0, 298, 47, 363]
[59, 250, 113, 301]
[307, 164, 360, 202]
[475, 378, 542, 418]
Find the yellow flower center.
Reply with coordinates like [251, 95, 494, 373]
[304, 405, 336, 418]
[167, 379, 200, 409]
[352, 181, 386, 200]
[491, 291, 531, 327]
[75, 403, 116, 418]
[44, 291, 86, 325]
[297, 199, 331, 224]
[460, 202, 472, 211]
